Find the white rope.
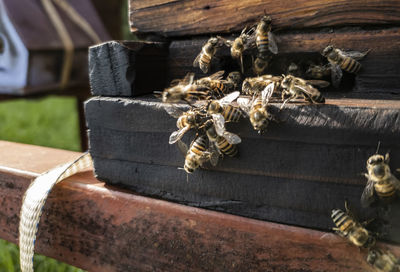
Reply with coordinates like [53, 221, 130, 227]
[19, 153, 93, 272]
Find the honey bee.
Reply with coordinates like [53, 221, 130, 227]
[196, 71, 229, 98]
[253, 54, 272, 76]
[226, 71, 242, 91]
[238, 82, 276, 133]
[321, 45, 369, 88]
[242, 74, 282, 96]
[203, 119, 241, 157]
[164, 106, 206, 144]
[255, 15, 278, 56]
[280, 75, 328, 109]
[361, 152, 400, 207]
[219, 27, 255, 73]
[306, 64, 332, 79]
[367, 248, 400, 272]
[331, 202, 376, 248]
[177, 135, 218, 173]
[162, 73, 211, 103]
[193, 37, 223, 73]
[207, 91, 242, 123]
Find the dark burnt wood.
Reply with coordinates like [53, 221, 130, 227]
[0, 140, 398, 272]
[85, 96, 400, 243]
[129, 0, 400, 37]
[89, 41, 168, 97]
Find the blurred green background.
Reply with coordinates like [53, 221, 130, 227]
[0, 97, 83, 272]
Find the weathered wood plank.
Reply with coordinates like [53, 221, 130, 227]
[89, 41, 168, 97]
[129, 0, 400, 36]
[85, 97, 400, 243]
[167, 28, 400, 96]
[0, 140, 398, 272]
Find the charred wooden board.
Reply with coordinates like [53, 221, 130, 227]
[85, 96, 400, 243]
[129, 0, 400, 36]
[3, 141, 398, 272]
[89, 41, 168, 97]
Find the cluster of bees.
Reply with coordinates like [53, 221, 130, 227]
[331, 145, 400, 271]
[160, 15, 368, 173]
[159, 15, 397, 270]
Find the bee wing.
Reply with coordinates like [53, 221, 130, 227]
[361, 178, 376, 208]
[261, 82, 275, 107]
[208, 70, 225, 80]
[169, 79, 181, 87]
[330, 64, 343, 88]
[163, 105, 184, 118]
[341, 49, 370, 60]
[182, 73, 195, 85]
[222, 131, 241, 145]
[389, 174, 400, 191]
[208, 144, 220, 166]
[169, 126, 190, 144]
[212, 113, 226, 136]
[219, 91, 240, 105]
[306, 80, 330, 88]
[176, 139, 188, 155]
[193, 53, 201, 67]
[237, 97, 252, 114]
[294, 83, 320, 97]
[268, 32, 279, 54]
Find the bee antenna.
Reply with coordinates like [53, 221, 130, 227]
[375, 141, 381, 154]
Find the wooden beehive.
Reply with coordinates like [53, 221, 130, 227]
[85, 0, 400, 246]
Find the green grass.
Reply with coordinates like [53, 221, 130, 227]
[0, 96, 84, 271]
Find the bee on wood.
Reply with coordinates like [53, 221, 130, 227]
[193, 37, 223, 73]
[321, 45, 369, 88]
[207, 91, 242, 123]
[195, 71, 230, 98]
[162, 73, 211, 103]
[164, 106, 206, 144]
[203, 119, 241, 157]
[177, 135, 218, 173]
[242, 74, 282, 96]
[306, 64, 332, 79]
[238, 82, 277, 133]
[361, 151, 400, 207]
[331, 202, 376, 249]
[280, 75, 328, 109]
[219, 27, 255, 73]
[367, 248, 400, 272]
[252, 15, 278, 75]
[226, 71, 242, 91]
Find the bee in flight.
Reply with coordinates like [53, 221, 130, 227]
[162, 73, 211, 103]
[177, 135, 218, 173]
[331, 202, 376, 249]
[280, 75, 328, 109]
[238, 82, 277, 133]
[203, 118, 241, 157]
[219, 27, 255, 73]
[361, 151, 400, 207]
[164, 105, 206, 144]
[193, 37, 223, 73]
[367, 248, 400, 272]
[321, 45, 369, 88]
[253, 15, 278, 75]
[207, 91, 242, 123]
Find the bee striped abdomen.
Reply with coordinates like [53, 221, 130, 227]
[332, 209, 355, 236]
[216, 137, 238, 157]
[340, 57, 361, 74]
[375, 183, 396, 199]
[222, 106, 242, 122]
[209, 81, 226, 98]
[256, 34, 269, 55]
[191, 136, 207, 156]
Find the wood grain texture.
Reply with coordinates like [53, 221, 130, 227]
[89, 41, 168, 97]
[129, 0, 400, 36]
[85, 97, 400, 242]
[0, 140, 398, 272]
